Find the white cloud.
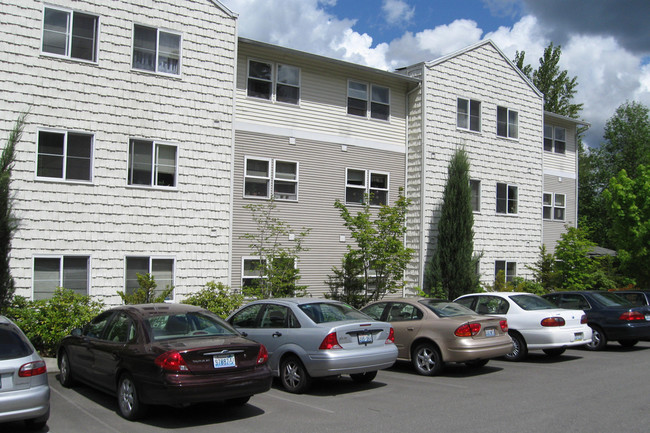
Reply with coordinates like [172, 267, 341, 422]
[382, 0, 415, 26]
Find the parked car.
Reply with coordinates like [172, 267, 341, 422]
[607, 290, 650, 307]
[360, 298, 513, 376]
[0, 315, 50, 430]
[542, 291, 650, 349]
[227, 298, 397, 393]
[57, 303, 272, 420]
[455, 292, 591, 361]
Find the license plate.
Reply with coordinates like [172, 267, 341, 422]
[575, 332, 583, 341]
[485, 328, 496, 337]
[213, 354, 236, 368]
[646, 315, 650, 321]
[358, 333, 373, 344]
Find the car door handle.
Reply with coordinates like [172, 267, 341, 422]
[272, 332, 282, 338]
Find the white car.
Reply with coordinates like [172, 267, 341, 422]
[454, 292, 592, 361]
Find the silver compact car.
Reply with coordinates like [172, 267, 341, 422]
[0, 316, 50, 429]
[228, 298, 397, 393]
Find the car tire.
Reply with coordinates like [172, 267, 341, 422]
[58, 349, 74, 388]
[412, 342, 443, 376]
[542, 348, 566, 357]
[117, 373, 146, 420]
[280, 355, 312, 394]
[504, 331, 527, 361]
[465, 359, 489, 368]
[350, 371, 378, 383]
[584, 326, 607, 351]
[618, 339, 639, 348]
[225, 396, 251, 406]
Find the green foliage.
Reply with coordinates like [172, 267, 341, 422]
[182, 281, 245, 318]
[6, 289, 104, 357]
[554, 226, 598, 290]
[482, 272, 547, 296]
[526, 245, 559, 291]
[325, 254, 366, 308]
[117, 273, 174, 304]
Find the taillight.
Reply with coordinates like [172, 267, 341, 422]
[19, 361, 47, 377]
[455, 323, 481, 337]
[541, 317, 565, 327]
[580, 314, 588, 324]
[619, 311, 645, 321]
[319, 332, 342, 350]
[155, 351, 190, 372]
[257, 344, 269, 365]
[499, 320, 508, 332]
[385, 327, 395, 344]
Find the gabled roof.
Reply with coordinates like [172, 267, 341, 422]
[208, 0, 238, 18]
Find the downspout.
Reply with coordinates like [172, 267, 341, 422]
[227, 23, 239, 289]
[404, 80, 422, 296]
[419, 64, 427, 289]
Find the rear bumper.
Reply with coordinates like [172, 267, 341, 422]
[0, 383, 50, 423]
[601, 321, 650, 341]
[444, 338, 515, 362]
[523, 325, 592, 350]
[306, 345, 398, 377]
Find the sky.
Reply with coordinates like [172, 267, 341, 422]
[220, 0, 650, 148]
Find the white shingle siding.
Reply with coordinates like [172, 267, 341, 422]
[1, 0, 237, 303]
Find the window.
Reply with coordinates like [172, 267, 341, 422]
[247, 60, 300, 104]
[544, 125, 566, 154]
[496, 183, 518, 214]
[345, 169, 389, 206]
[347, 81, 390, 120]
[132, 24, 181, 75]
[543, 193, 565, 221]
[457, 98, 481, 131]
[125, 257, 174, 298]
[497, 106, 518, 138]
[495, 261, 516, 283]
[128, 139, 177, 187]
[37, 131, 92, 181]
[242, 258, 265, 289]
[42, 7, 99, 61]
[244, 157, 298, 200]
[475, 296, 510, 315]
[470, 179, 481, 212]
[33, 256, 89, 300]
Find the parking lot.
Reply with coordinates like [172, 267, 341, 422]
[4, 342, 650, 433]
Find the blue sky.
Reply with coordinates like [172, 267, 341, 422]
[222, 0, 650, 148]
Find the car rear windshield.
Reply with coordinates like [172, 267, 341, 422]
[590, 292, 634, 307]
[419, 300, 477, 317]
[145, 312, 238, 341]
[298, 303, 370, 324]
[510, 294, 556, 311]
[0, 324, 33, 360]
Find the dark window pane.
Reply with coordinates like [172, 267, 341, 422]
[371, 102, 389, 120]
[158, 32, 180, 74]
[37, 131, 65, 178]
[346, 187, 364, 204]
[62, 256, 88, 295]
[496, 183, 507, 213]
[71, 13, 98, 61]
[369, 190, 387, 206]
[347, 97, 367, 117]
[249, 61, 272, 80]
[66, 133, 92, 181]
[277, 84, 299, 104]
[34, 257, 61, 300]
[470, 100, 480, 131]
[129, 140, 153, 185]
[42, 8, 69, 55]
[126, 257, 149, 294]
[457, 99, 468, 129]
[133, 25, 156, 71]
[247, 79, 272, 99]
[497, 106, 507, 137]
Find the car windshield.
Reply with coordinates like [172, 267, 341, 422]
[146, 312, 238, 341]
[418, 300, 477, 317]
[510, 294, 556, 311]
[0, 324, 33, 360]
[298, 302, 370, 324]
[590, 292, 635, 307]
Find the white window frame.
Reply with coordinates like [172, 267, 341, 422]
[347, 80, 390, 121]
[41, 5, 99, 62]
[244, 157, 299, 201]
[495, 260, 516, 283]
[497, 106, 518, 139]
[241, 256, 266, 289]
[36, 129, 94, 182]
[247, 59, 301, 105]
[127, 139, 178, 188]
[543, 192, 566, 221]
[544, 125, 566, 154]
[496, 182, 518, 215]
[124, 256, 175, 300]
[273, 159, 299, 201]
[370, 84, 390, 121]
[131, 24, 182, 76]
[470, 179, 481, 212]
[32, 255, 90, 300]
[345, 168, 389, 206]
[457, 98, 481, 132]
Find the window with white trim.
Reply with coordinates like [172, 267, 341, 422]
[42, 6, 99, 62]
[347, 81, 390, 121]
[496, 183, 518, 214]
[33, 256, 89, 300]
[495, 260, 516, 283]
[242, 257, 265, 289]
[244, 157, 298, 200]
[497, 106, 518, 138]
[125, 257, 174, 298]
[247, 60, 300, 104]
[544, 125, 566, 154]
[128, 139, 177, 187]
[470, 179, 481, 212]
[132, 24, 181, 75]
[345, 168, 389, 206]
[543, 192, 565, 221]
[457, 98, 481, 132]
[37, 131, 92, 181]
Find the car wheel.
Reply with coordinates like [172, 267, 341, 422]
[542, 348, 566, 357]
[412, 343, 443, 376]
[350, 371, 378, 383]
[584, 326, 607, 351]
[117, 373, 146, 420]
[225, 396, 251, 406]
[619, 339, 639, 348]
[280, 355, 312, 394]
[504, 332, 527, 361]
[465, 359, 489, 368]
[58, 350, 74, 387]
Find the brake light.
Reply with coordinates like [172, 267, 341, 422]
[155, 351, 190, 372]
[385, 327, 395, 344]
[580, 314, 588, 324]
[257, 344, 269, 365]
[319, 332, 342, 350]
[541, 317, 566, 327]
[455, 323, 481, 337]
[619, 311, 645, 321]
[18, 361, 47, 377]
[499, 320, 508, 332]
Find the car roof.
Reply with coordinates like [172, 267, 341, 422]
[459, 292, 535, 299]
[105, 303, 205, 319]
[245, 298, 345, 306]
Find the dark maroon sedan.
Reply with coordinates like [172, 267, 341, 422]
[57, 303, 272, 420]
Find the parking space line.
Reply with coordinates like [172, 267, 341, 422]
[51, 387, 123, 433]
[266, 393, 336, 414]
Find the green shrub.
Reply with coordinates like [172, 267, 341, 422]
[7, 288, 104, 357]
[182, 281, 245, 318]
[117, 273, 173, 304]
